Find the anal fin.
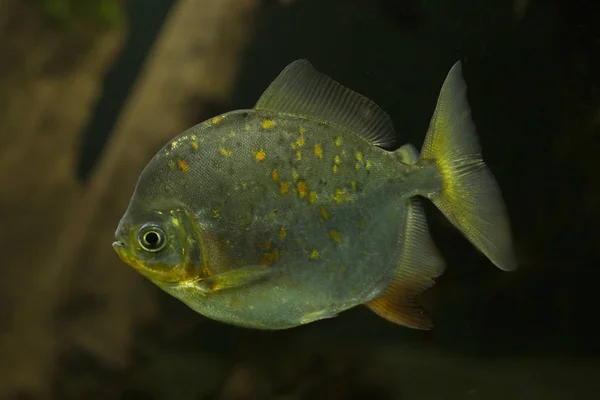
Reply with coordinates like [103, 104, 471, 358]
[366, 198, 446, 330]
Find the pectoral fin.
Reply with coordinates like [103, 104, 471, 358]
[194, 264, 273, 293]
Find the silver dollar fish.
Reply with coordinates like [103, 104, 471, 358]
[113, 59, 517, 330]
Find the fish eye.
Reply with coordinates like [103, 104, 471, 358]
[137, 224, 167, 252]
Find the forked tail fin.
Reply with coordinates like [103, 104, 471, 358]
[418, 61, 517, 271]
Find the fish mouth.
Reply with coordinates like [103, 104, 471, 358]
[112, 241, 139, 270]
[111, 240, 189, 285]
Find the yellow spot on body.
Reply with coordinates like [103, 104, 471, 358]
[261, 119, 276, 129]
[334, 137, 343, 147]
[191, 141, 198, 150]
[296, 238, 302, 244]
[255, 148, 267, 162]
[212, 116, 223, 125]
[333, 188, 344, 204]
[279, 227, 287, 239]
[332, 165, 339, 174]
[261, 249, 279, 265]
[244, 124, 250, 131]
[229, 131, 236, 138]
[241, 182, 248, 190]
[309, 191, 317, 204]
[356, 152, 363, 162]
[171, 141, 178, 149]
[310, 249, 319, 260]
[351, 181, 357, 190]
[271, 168, 279, 181]
[296, 136, 305, 148]
[264, 240, 271, 250]
[334, 155, 341, 164]
[168, 160, 175, 169]
[177, 160, 189, 172]
[297, 180, 307, 198]
[220, 147, 232, 157]
[314, 144, 323, 158]
[329, 230, 341, 245]
[292, 169, 299, 181]
[299, 126, 306, 134]
[320, 207, 329, 221]
[280, 181, 289, 194]
[296, 151, 302, 160]
[355, 162, 361, 171]
[360, 219, 366, 229]
[212, 209, 221, 220]
[366, 160, 372, 170]
[362, 249, 369, 255]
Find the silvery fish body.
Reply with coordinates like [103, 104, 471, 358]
[114, 60, 517, 330]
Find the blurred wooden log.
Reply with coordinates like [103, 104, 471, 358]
[0, 1, 126, 398]
[3, 0, 258, 397]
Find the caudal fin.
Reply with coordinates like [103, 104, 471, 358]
[419, 61, 517, 272]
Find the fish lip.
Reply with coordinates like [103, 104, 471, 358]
[112, 240, 125, 248]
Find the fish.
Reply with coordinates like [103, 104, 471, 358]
[113, 59, 517, 330]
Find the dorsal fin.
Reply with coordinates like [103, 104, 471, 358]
[254, 59, 398, 148]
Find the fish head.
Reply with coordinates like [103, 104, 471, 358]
[113, 204, 203, 286]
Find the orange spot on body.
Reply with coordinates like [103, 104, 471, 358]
[212, 116, 223, 125]
[264, 240, 271, 250]
[261, 249, 279, 265]
[297, 180, 307, 198]
[168, 161, 175, 169]
[280, 181, 289, 194]
[309, 191, 317, 204]
[191, 142, 198, 150]
[177, 160, 189, 172]
[314, 144, 323, 158]
[255, 148, 267, 162]
[271, 168, 279, 181]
